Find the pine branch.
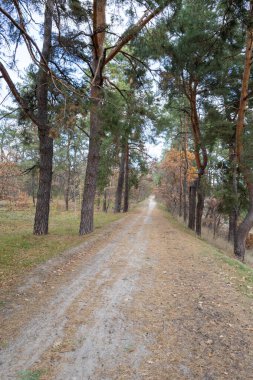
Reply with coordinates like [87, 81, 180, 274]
[105, 4, 167, 65]
[104, 77, 128, 102]
[0, 62, 40, 127]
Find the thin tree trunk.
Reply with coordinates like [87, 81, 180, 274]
[179, 164, 183, 217]
[196, 176, 204, 236]
[114, 147, 125, 213]
[102, 188, 107, 212]
[33, 0, 53, 235]
[229, 159, 238, 243]
[183, 175, 188, 222]
[31, 168, 36, 207]
[65, 132, 71, 211]
[187, 81, 207, 236]
[188, 179, 197, 230]
[123, 141, 129, 213]
[183, 115, 189, 223]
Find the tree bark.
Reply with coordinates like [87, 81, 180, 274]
[114, 147, 125, 213]
[184, 79, 208, 236]
[179, 163, 183, 217]
[102, 188, 107, 212]
[196, 177, 204, 236]
[123, 141, 129, 213]
[228, 152, 238, 242]
[33, 0, 53, 235]
[183, 174, 188, 222]
[64, 132, 71, 211]
[188, 179, 197, 230]
[31, 168, 36, 207]
[234, 4, 253, 260]
[79, 83, 104, 233]
[79, 0, 106, 235]
[235, 185, 253, 261]
[228, 208, 237, 242]
[183, 115, 189, 223]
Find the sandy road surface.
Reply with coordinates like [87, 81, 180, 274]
[0, 197, 253, 379]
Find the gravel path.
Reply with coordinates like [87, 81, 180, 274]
[0, 197, 253, 379]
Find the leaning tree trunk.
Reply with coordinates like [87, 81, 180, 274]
[114, 147, 125, 213]
[33, 0, 53, 235]
[123, 141, 129, 213]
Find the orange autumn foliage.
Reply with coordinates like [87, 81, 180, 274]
[155, 148, 197, 211]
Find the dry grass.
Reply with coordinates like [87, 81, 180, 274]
[0, 206, 123, 289]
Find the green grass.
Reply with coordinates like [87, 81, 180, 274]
[17, 370, 43, 380]
[0, 207, 123, 288]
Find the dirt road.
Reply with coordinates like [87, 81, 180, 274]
[0, 197, 253, 379]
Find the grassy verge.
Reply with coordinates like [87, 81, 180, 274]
[203, 246, 253, 298]
[0, 208, 123, 288]
[160, 204, 253, 298]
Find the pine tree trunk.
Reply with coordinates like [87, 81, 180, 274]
[196, 177, 204, 236]
[79, 0, 106, 235]
[186, 80, 208, 235]
[65, 133, 71, 211]
[188, 179, 197, 230]
[65, 167, 71, 211]
[123, 141, 129, 213]
[103, 189, 107, 212]
[228, 146, 238, 242]
[114, 148, 125, 213]
[228, 209, 237, 242]
[32, 169, 36, 207]
[79, 85, 103, 234]
[235, 185, 253, 261]
[183, 173, 188, 222]
[179, 164, 183, 217]
[234, 5, 253, 260]
[33, 0, 53, 235]
[183, 116, 188, 223]
[34, 133, 53, 234]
